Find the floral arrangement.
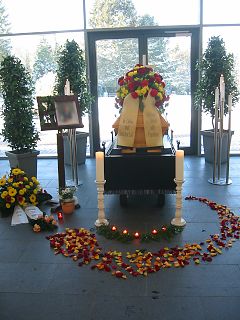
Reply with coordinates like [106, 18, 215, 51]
[115, 64, 170, 113]
[29, 212, 58, 232]
[0, 168, 52, 213]
[58, 186, 77, 201]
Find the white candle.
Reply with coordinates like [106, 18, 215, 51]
[228, 93, 232, 112]
[215, 87, 219, 120]
[96, 151, 104, 181]
[215, 87, 219, 106]
[175, 150, 184, 181]
[65, 79, 70, 95]
[220, 75, 225, 101]
[142, 54, 146, 66]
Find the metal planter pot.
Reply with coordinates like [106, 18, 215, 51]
[201, 130, 234, 164]
[5, 150, 40, 178]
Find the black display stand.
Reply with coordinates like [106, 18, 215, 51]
[37, 95, 83, 213]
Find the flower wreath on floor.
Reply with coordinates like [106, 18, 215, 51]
[0, 168, 57, 232]
[46, 196, 240, 279]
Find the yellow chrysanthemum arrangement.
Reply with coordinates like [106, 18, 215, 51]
[0, 168, 47, 212]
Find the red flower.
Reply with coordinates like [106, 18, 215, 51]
[118, 79, 124, 86]
[5, 195, 11, 203]
[16, 195, 23, 202]
[141, 79, 148, 87]
[138, 68, 146, 75]
[131, 92, 139, 99]
[118, 76, 124, 85]
[154, 76, 161, 84]
[128, 82, 135, 91]
[154, 73, 162, 81]
[125, 76, 132, 82]
[150, 89, 158, 97]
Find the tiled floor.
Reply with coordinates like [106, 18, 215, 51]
[0, 156, 240, 320]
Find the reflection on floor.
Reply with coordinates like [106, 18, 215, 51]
[0, 156, 240, 320]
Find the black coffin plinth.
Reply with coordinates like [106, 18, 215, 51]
[104, 146, 176, 196]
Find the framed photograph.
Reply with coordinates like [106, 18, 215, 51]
[54, 95, 83, 129]
[37, 96, 58, 131]
[37, 95, 83, 131]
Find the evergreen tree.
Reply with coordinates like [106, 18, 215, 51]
[90, 0, 137, 28]
[0, 0, 11, 61]
[54, 40, 92, 116]
[32, 38, 57, 82]
[90, 0, 165, 95]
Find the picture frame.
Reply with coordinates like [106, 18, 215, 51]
[37, 95, 83, 131]
[54, 95, 83, 128]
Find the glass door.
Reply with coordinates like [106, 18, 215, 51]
[87, 28, 199, 155]
[147, 35, 191, 148]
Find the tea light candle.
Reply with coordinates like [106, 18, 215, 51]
[122, 229, 128, 235]
[111, 226, 117, 231]
[175, 150, 184, 181]
[152, 229, 158, 235]
[57, 212, 63, 219]
[134, 232, 140, 238]
[95, 151, 104, 182]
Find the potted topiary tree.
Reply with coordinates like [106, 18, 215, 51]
[194, 36, 239, 163]
[0, 55, 40, 177]
[54, 39, 93, 165]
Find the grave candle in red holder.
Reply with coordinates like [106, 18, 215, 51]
[134, 232, 140, 239]
[57, 212, 63, 220]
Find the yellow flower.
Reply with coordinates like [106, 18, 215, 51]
[29, 182, 33, 187]
[19, 189, 25, 195]
[33, 188, 38, 195]
[128, 71, 134, 77]
[1, 191, 8, 198]
[33, 224, 41, 232]
[31, 177, 39, 185]
[25, 185, 30, 189]
[30, 194, 36, 203]
[0, 177, 6, 186]
[8, 177, 13, 183]
[12, 168, 22, 175]
[11, 197, 15, 203]
[157, 92, 163, 100]
[6, 203, 11, 208]
[24, 177, 28, 181]
[8, 188, 17, 197]
[140, 87, 148, 95]
[13, 182, 19, 188]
